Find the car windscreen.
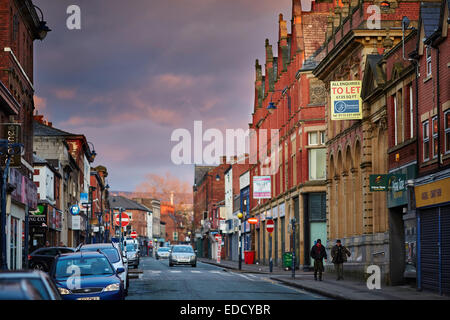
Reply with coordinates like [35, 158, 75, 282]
[158, 248, 169, 252]
[126, 244, 136, 252]
[54, 256, 114, 279]
[80, 247, 120, 263]
[172, 246, 194, 253]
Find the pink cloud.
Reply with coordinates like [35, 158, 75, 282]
[52, 88, 77, 100]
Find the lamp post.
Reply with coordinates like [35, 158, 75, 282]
[237, 212, 243, 270]
[0, 140, 23, 270]
[88, 186, 96, 244]
[33, 5, 51, 40]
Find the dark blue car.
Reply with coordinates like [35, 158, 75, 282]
[50, 251, 125, 300]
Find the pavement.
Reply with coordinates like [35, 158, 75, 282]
[198, 258, 450, 300]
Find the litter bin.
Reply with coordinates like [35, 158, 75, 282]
[244, 251, 255, 264]
[283, 252, 293, 269]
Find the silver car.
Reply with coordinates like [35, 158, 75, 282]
[169, 245, 197, 267]
[155, 247, 170, 260]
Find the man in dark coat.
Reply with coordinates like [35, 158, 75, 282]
[331, 239, 351, 280]
[310, 239, 327, 281]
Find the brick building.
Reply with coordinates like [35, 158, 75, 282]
[89, 166, 110, 243]
[249, 0, 332, 269]
[0, 0, 49, 269]
[192, 161, 228, 257]
[412, 0, 450, 295]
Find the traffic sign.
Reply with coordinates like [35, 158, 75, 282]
[130, 231, 138, 239]
[266, 219, 274, 233]
[248, 217, 258, 225]
[215, 234, 222, 242]
[115, 212, 130, 227]
[70, 204, 80, 216]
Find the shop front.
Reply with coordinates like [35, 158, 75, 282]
[29, 204, 48, 253]
[8, 168, 37, 270]
[415, 172, 450, 295]
[387, 164, 417, 285]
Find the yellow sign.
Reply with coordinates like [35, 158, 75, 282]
[330, 81, 363, 120]
[415, 177, 450, 208]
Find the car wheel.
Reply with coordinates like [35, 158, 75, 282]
[169, 262, 173, 267]
[191, 263, 196, 268]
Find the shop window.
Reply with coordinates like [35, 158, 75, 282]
[309, 193, 326, 222]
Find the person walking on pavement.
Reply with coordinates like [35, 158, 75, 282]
[310, 239, 327, 281]
[331, 239, 351, 280]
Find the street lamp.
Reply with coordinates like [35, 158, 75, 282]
[87, 141, 97, 162]
[88, 186, 96, 244]
[237, 212, 243, 270]
[33, 5, 51, 40]
[0, 139, 23, 270]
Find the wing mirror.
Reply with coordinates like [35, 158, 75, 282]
[116, 267, 125, 274]
[123, 257, 128, 264]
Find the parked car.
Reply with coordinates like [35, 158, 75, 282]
[0, 270, 62, 300]
[50, 251, 125, 300]
[124, 241, 140, 269]
[169, 245, 197, 267]
[28, 247, 75, 272]
[76, 243, 129, 295]
[155, 247, 170, 260]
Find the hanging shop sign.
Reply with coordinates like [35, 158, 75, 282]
[29, 204, 47, 227]
[330, 81, 362, 120]
[253, 176, 271, 199]
[370, 174, 407, 192]
[0, 123, 21, 167]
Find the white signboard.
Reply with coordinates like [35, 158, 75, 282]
[71, 215, 81, 230]
[253, 176, 271, 199]
[239, 171, 250, 190]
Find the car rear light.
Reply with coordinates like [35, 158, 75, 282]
[27, 255, 31, 261]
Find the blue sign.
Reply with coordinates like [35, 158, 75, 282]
[70, 204, 80, 216]
[80, 192, 88, 204]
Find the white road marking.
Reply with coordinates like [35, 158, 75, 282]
[170, 270, 181, 273]
[234, 273, 255, 281]
[151, 270, 161, 273]
[191, 270, 201, 273]
[209, 270, 221, 274]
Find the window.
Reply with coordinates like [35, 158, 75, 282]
[426, 46, 432, 76]
[432, 116, 438, 159]
[394, 93, 398, 145]
[445, 111, 450, 154]
[308, 132, 318, 145]
[423, 120, 430, 161]
[309, 149, 326, 180]
[309, 193, 326, 222]
[394, 90, 404, 145]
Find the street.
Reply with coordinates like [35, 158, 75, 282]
[127, 256, 328, 300]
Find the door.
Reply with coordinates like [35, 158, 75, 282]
[441, 205, 450, 295]
[420, 207, 439, 292]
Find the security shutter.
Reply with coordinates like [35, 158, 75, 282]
[420, 208, 439, 292]
[441, 205, 450, 295]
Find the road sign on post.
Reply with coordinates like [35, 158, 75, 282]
[266, 219, 274, 233]
[130, 231, 137, 239]
[115, 212, 129, 227]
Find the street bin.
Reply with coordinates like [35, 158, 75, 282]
[244, 251, 255, 264]
[283, 252, 293, 269]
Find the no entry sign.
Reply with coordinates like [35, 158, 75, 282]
[248, 217, 258, 225]
[130, 231, 138, 239]
[266, 219, 274, 233]
[115, 212, 130, 227]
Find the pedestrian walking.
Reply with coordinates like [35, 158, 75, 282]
[310, 239, 327, 281]
[331, 239, 351, 280]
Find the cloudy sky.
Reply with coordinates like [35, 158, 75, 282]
[33, 0, 291, 191]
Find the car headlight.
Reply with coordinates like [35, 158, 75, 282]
[104, 283, 120, 292]
[191, 255, 196, 260]
[58, 287, 71, 295]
